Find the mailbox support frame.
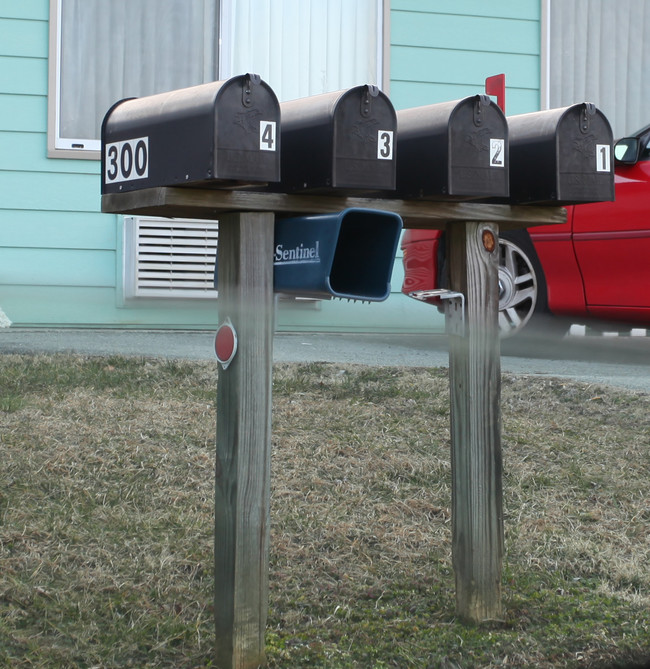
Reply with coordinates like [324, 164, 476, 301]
[103, 188, 565, 664]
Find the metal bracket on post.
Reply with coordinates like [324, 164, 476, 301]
[409, 289, 466, 336]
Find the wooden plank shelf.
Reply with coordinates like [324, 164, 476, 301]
[101, 186, 567, 230]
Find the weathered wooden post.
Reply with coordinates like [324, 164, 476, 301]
[447, 221, 503, 623]
[214, 212, 275, 668]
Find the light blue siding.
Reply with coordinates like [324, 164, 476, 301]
[2, 248, 115, 287]
[0, 1, 543, 331]
[0, 94, 47, 133]
[0, 131, 100, 173]
[391, 0, 539, 20]
[0, 17, 48, 58]
[0, 56, 47, 96]
[1, 171, 101, 211]
[0, 0, 48, 22]
[0, 210, 116, 249]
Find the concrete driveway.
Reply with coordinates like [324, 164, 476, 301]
[1, 328, 649, 394]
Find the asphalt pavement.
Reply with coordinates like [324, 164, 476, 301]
[1, 327, 649, 394]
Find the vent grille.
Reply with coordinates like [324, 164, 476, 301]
[124, 217, 219, 299]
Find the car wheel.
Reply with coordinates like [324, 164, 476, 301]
[497, 230, 566, 339]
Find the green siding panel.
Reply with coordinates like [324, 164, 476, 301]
[1, 248, 115, 287]
[0, 277, 443, 333]
[392, 11, 539, 55]
[0, 0, 48, 21]
[391, 0, 540, 21]
[0, 131, 101, 174]
[0, 171, 102, 212]
[0, 210, 116, 250]
[0, 286, 221, 329]
[0, 55, 47, 96]
[0, 93, 46, 133]
[390, 80, 539, 115]
[390, 1, 542, 115]
[0, 17, 48, 58]
[391, 46, 539, 90]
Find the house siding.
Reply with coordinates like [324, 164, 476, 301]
[0, 0, 542, 332]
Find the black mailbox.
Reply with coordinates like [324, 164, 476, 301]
[213, 208, 403, 301]
[101, 74, 280, 194]
[507, 103, 614, 204]
[395, 95, 509, 199]
[276, 86, 397, 194]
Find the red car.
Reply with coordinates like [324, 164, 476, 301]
[401, 127, 650, 337]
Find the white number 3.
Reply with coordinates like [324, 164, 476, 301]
[377, 130, 394, 160]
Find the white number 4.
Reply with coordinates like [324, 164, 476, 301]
[260, 121, 276, 151]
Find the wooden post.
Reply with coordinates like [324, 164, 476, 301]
[447, 221, 504, 623]
[214, 212, 274, 669]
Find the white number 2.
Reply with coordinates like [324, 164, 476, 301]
[490, 138, 505, 167]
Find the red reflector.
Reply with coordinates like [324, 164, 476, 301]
[215, 319, 238, 370]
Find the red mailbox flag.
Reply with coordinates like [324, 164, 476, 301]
[485, 74, 506, 114]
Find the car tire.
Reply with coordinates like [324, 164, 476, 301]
[497, 230, 568, 340]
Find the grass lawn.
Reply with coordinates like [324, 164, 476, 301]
[1, 354, 649, 668]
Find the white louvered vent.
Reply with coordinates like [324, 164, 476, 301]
[123, 217, 219, 299]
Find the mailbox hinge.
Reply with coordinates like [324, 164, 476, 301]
[409, 289, 466, 336]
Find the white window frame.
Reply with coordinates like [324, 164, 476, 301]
[47, 0, 95, 159]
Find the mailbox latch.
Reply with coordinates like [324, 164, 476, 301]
[580, 102, 596, 134]
[473, 95, 491, 127]
[409, 289, 466, 336]
[361, 85, 379, 118]
[242, 73, 261, 108]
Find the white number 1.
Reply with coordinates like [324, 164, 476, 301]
[596, 144, 610, 172]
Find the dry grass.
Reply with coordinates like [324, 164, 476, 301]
[1, 354, 649, 667]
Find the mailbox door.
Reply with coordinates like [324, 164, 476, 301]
[507, 103, 614, 204]
[277, 86, 396, 193]
[447, 96, 508, 197]
[555, 104, 614, 203]
[214, 74, 281, 182]
[395, 96, 508, 200]
[332, 86, 396, 191]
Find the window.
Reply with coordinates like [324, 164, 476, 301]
[219, 0, 385, 102]
[49, 0, 386, 160]
[48, 0, 219, 159]
[541, 0, 650, 138]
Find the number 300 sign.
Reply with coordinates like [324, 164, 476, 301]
[104, 137, 149, 184]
